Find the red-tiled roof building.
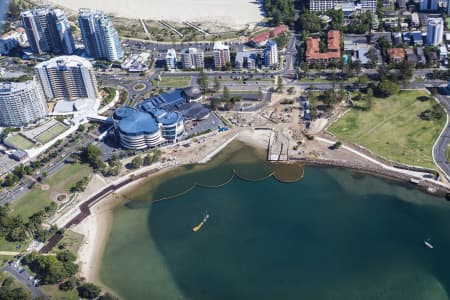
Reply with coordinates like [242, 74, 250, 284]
[387, 48, 405, 63]
[306, 30, 341, 65]
[249, 25, 289, 47]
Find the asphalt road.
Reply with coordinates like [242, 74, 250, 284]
[432, 93, 450, 180]
[0, 136, 93, 205]
[3, 264, 46, 299]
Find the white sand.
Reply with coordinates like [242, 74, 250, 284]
[72, 199, 115, 282]
[49, 0, 264, 26]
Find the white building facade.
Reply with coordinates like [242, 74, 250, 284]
[264, 40, 279, 67]
[78, 9, 122, 61]
[213, 42, 230, 70]
[21, 7, 74, 55]
[35, 56, 98, 100]
[0, 80, 47, 127]
[165, 49, 177, 69]
[181, 48, 204, 70]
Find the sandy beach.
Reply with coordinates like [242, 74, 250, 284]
[70, 129, 269, 283]
[49, 0, 263, 26]
[71, 199, 113, 283]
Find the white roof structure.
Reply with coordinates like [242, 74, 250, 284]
[35, 55, 93, 69]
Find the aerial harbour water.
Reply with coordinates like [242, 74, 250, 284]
[100, 142, 450, 300]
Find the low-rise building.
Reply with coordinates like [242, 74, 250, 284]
[402, 32, 411, 45]
[392, 32, 403, 46]
[387, 48, 405, 63]
[411, 13, 420, 27]
[412, 31, 424, 46]
[427, 50, 439, 66]
[249, 25, 288, 47]
[121, 53, 150, 72]
[416, 47, 426, 64]
[439, 46, 448, 62]
[235, 51, 257, 69]
[306, 30, 341, 66]
[165, 49, 177, 70]
[405, 48, 417, 66]
[0, 28, 27, 55]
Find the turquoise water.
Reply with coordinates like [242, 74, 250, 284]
[100, 144, 450, 300]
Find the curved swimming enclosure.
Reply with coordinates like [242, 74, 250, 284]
[124, 143, 304, 209]
[101, 142, 450, 300]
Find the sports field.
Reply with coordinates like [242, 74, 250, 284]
[5, 134, 35, 150]
[35, 122, 68, 144]
[328, 91, 446, 169]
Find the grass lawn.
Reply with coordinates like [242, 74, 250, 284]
[0, 238, 28, 252]
[40, 284, 79, 300]
[11, 163, 92, 219]
[159, 76, 191, 88]
[51, 230, 84, 255]
[5, 134, 35, 150]
[46, 163, 92, 194]
[11, 187, 52, 219]
[328, 91, 445, 169]
[35, 122, 68, 144]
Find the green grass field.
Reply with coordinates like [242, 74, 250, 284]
[5, 134, 35, 150]
[35, 122, 68, 144]
[47, 163, 91, 193]
[0, 238, 28, 252]
[11, 163, 92, 219]
[328, 91, 446, 169]
[11, 187, 52, 219]
[40, 284, 79, 300]
[52, 230, 84, 255]
[159, 76, 191, 88]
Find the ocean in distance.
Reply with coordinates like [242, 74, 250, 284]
[100, 142, 450, 300]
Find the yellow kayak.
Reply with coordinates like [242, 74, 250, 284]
[192, 211, 210, 232]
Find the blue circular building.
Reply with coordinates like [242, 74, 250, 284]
[113, 96, 185, 149]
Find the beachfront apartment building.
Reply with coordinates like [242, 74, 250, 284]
[21, 7, 75, 55]
[78, 9, 122, 61]
[35, 55, 98, 100]
[426, 18, 444, 46]
[306, 30, 341, 66]
[166, 49, 177, 69]
[181, 48, 204, 70]
[264, 40, 278, 67]
[309, 0, 376, 13]
[213, 42, 231, 70]
[0, 80, 47, 127]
